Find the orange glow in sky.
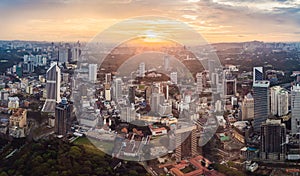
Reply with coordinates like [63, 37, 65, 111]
[0, 0, 299, 43]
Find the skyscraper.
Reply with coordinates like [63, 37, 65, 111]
[291, 84, 300, 134]
[120, 106, 136, 122]
[71, 44, 80, 62]
[164, 55, 170, 71]
[170, 72, 178, 85]
[105, 73, 112, 84]
[253, 67, 263, 82]
[174, 125, 198, 161]
[260, 119, 286, 161]
[46, 62, 61, 103]
[151, 93, 165, 114]
[242, 93, 254, 120]
[128, 86, 136, 104]
[270, 86, 288, 117]
[114, 78, 123, 100]
[139, 62, 145, 77]
[104, 83, 111, 101]
[253, 80, 270, 133]
[55, 97, 72, 136]
[58, 48, 69, 64]
[196, 72, 203, 93]
[208, 60, 216, 80]
[88, 64, 97, 83]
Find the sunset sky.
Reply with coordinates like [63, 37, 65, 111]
[0, 0, 300, 43]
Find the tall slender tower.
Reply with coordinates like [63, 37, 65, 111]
[291, 84, 300, 134]
[253, 80, 270, 133]
[139, 62, 145, 77]
[164, 55, 170, 71]
[55, 97, 72, 136]
[88, 64, 97, 83]
[46, 62, 61, 103]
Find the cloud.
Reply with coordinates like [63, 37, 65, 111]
[0, 0, 299, 42]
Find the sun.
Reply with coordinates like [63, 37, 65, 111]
[142, 30, 162, 43]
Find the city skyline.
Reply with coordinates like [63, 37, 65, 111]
[0, 0, 300, 43]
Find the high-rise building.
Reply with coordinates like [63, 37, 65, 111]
[253, 80, 270, 133]
[128, 86, 136, 104]
[46, 62, 61, 103]
[170, 72, 178, 85]
[88, 64, 97, 83]
[225, 79, 237, 97]
[151, 93, 165, 114]
[71, 46, 80, 61]
[55, 97, 72, 136]
[164, 55, 170, 71]
[291, 84, 300, 134]
[42, 62, 61, 113]
[105, 73, 112, 84]
[270, 86, 288, 117]
[120, 106, 136, 122]
[260, 119, 286, 161]
[208, 60, 216, 80]
[174, 125, 198, 161]
[242, 93, 254, 120]
[253, 67, 263, 82]
[58, 48, 69, 64]
[114, 78, 123, 100]
[139, 62, 145, 77]
[196, 72, 203, 93]
[104, 84, 111, 101]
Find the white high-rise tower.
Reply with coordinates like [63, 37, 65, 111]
[88, 64, 97, 83]
[291, 84, 300, 134]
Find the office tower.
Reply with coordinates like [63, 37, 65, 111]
[196, 72, 203, 93]
[174, 126, 197, 161]
[104, 84, 111, 101]
[128, 86, 136, 104]
[170, 72, 178, 85]
[71, 45, 80, 61]
[253, 67, 263, 82]
[114, 78, 122, 100]
[105, 73, 112, 84]
[120, 106, 136, 122]
[164, 55, 170, 71]
[58, 48, 69, 64]
[166, 84, 169, 100]
[208, 60, 216, 80]
[225, 79, 237, 97]
[139, 62, 145, 77]
[260, 119, 286, 161]
[291, 84, 300, 134]
[253, 80, 270, 133]
[55, 97, 72, 136]
[242, 93, 254, 120]
[88, 64, 97, 83]
[270, 86, 288, 117]
[151, 93, 165, 114]
[46, 62, 61, 103]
